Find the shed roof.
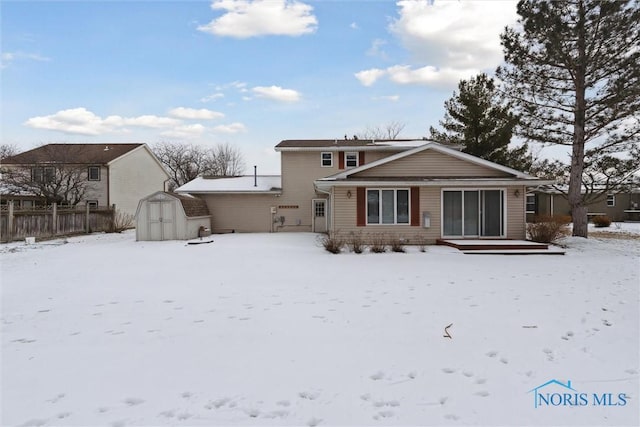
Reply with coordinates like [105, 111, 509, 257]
[171, 193, 210, 217]
[175, 176, 282, 194]
[2, 143, 145, 165]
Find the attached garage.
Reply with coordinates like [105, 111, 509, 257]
[135, 191, 211, 241]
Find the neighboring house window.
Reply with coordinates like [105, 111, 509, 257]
[88, 166, 101, 181]
[87, 200, 99, 209]
[367, 189, 409, 224]
[526, 194, 536, 214]
[607, 194, 615, 207]
[345, 152, 358, 168]
[31, 166, 55, 183]
[321, 152, 333, 167]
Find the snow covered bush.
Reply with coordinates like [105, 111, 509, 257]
[368, 233, 387, 253]
[346, 231, 365, 254]
[592, 215, 611, 228]
[106, 210, 135, 233]
[389, 236, 406, 253]
[318, 232, 344, 254]
[527, 215, 570, 243]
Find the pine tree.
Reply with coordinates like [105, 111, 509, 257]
[497, 0, 640, 237]
[429, 73, 531, 171]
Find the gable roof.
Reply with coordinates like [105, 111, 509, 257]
[2, 143, 146, 165]
[319, 142, 538, 181]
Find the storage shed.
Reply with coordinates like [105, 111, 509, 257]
[135, 191, 211, 241]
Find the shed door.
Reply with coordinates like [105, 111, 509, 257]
[148, 201, 176, 240]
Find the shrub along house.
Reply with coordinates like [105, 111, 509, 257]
[176, 139, 550, 243]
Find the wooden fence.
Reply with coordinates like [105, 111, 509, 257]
[0, 202, 115, 243]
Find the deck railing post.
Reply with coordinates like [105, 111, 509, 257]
[8, 201, 14, 242]
[52, 203, 58, 235]
[85, 203, 90, 234]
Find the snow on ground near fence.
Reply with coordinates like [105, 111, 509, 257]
[1, 231, 638, 426]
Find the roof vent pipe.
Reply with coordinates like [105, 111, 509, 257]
[254, 165, 257, 187]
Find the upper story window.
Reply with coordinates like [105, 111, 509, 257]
[321, 152, 333, 167]
[526, 194, 536, 213]
[367, 189, 409, 225]
[345, 152, 358, 168]
[31, 166, 55, 183]
[607, 194, 615, 207]
[88, 166, 101, 181]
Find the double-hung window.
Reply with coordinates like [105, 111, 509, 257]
[345, 152, 358, 168]
[321, 152, 333, 167]
[31, 166, 55, 183]
[88, 166, 100, 181]
[526, 194, 536, 213]
[367, 189, 409, 224]
[606, 194, 615, 207]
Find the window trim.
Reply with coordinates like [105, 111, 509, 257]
[366, 188, 410, 225]
[320, 152, 333, 167]
[88, 166, 101, 181]
[345, 152, 359, 168]
[525, 193, 536, 214]
[606, 194, 615, 207]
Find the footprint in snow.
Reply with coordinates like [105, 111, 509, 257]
[408, 371, 417, 379]
[263, 410, 289, 419]
[475, 390, 490, 397]
[475, 378, 487, 384]
[277, 400, 290, 407]
[442, 368, 456, 374]
[444, 414, 459, 420]
[299, 391, 320, 400]
[205, 397, 230, 409]
[159, 410, 174, 418]
[486, 351, 498, 358]
[48, 393, 65, 403]
[307, 417, 323, 427]
[462, 371, 474, 377]
[177, 413, 192, 421]
[500, 358, 509, 364]
[625, 368, 638, 375]
[181, 392, 192, 398]
[374, 410, 395, 419]
[123, 397, 145, 406]
[56, 412, 71, 419]
[20, 420, 47, 427]
[360, 393, 371, 401]
[370, 371, 385, 380]
[245, 408, 260, 418]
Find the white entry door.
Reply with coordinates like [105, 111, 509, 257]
[148, 201, 175, 240]
[312, 199, 327, 233]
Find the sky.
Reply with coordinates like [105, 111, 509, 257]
[1, 0, 522, 174]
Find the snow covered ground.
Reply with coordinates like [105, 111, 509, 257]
[1, 228, 638, 426]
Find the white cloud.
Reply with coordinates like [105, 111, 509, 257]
[354, 69, 387, 87]
[161, 124, 206, 139]
[350, 22, 359, 30]
[367, 38, 388, 60]
[200, 93, 225, 102]
[373, 95, 400, 102]
[213, 122, 247, 133]
[168, 107, 224, 120]
[387, 65, 478, 87]
[355, 0, 518, 88]
[252, 85, 301, 102]
[390, 0, 517, 69]
[24, 107, 182, 135]
[1, 51, 51, 68]
[198, 0, 318, 38]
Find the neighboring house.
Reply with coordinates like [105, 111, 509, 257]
[1, 143, 170, 216]
[527, 187, 640, 222]
[177, 139, 550, 243]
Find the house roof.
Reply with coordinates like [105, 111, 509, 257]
[275, 139, 441, 151]
[175, 175, 282, 194]
[2, 143, 146, 165]
[170, 193, 210, 217]
[318, 142, 540, 182]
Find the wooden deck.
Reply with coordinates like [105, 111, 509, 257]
[436, 239, 565, 255]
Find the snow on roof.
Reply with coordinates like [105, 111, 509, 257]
[175, 176, 282, 194]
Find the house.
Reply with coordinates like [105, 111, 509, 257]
[1, 143, 170, 216]
[176, 139, 551, 243]
[135, 191, 211, 241]
[526, 187, 640, 222]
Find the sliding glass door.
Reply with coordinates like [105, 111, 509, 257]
[442, 190, 504, 238]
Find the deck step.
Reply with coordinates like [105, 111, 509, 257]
[437, 239, 551, 252]
[461, 249, 565, 255]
